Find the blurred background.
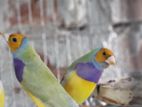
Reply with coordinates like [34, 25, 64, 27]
[0, 0, 142, 107]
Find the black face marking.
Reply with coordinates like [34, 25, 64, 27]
[12, 38, 17, 42]
[103, 52, 106, 56]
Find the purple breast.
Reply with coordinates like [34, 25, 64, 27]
[13, 58, 25, 82]
[76, 62, 103, 83]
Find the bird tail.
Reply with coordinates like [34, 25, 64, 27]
[26, 91, 46, 107]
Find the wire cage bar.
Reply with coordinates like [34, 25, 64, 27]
[0, 0, 142, 107]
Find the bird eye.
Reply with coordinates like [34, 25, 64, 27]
[12, 38, 17, 42]
[103, 52, 106, 56]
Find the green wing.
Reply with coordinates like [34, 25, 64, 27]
[68, 48, 100, 70]
[61, 48, 100, 84]
[19, 46, 78, 107]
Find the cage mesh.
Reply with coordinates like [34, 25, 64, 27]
[0, 0, 142, 107]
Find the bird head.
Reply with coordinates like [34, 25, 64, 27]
[94, 48, 116, 68]
[8, 33, 28, 52]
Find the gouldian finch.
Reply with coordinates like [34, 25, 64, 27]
[62, 48, 116, 104]
[7, 33, 78, 107]
[0, 81, 5, 107]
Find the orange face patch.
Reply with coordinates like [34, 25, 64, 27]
[95, 48, 113, 63]
[8, 33, 24, 52]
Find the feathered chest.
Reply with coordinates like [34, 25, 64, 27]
[13, 58, 25, 82]
[75, 62, 103, 83]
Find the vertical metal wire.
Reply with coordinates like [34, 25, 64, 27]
[27, 0, 33, 24]
[87, 0, 94, 36]
[50, 0, 61, 82]
[8, 51, 17, 107]
[39, 0, 45, 26]
[77, 35, 83, 56]
[42, 33, 48, 64]
[65, 34, 72, 66]
[16, 0, 22, 31]
[39, 0, 48, 65]
[54, 35, 62, 81]
[86, 0, 95, 51]
[54, 34, 61, 81]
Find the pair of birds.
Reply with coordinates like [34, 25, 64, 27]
[1, 33, 116, 107]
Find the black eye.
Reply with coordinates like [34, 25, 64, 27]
[103, 52, 106, 56]
[12, 38, 17, 42]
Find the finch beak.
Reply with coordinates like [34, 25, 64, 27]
[105, 56, 116, 65]
[0, 32, 9, 41]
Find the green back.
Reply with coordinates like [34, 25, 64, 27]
[15, 45, 78, 107]
[68, 48, 100, 70]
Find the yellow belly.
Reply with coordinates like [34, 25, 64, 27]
[26, 91, 46, 107]
[0, 89, 5, 107]
[22, 85, 46, 107]
[64, 71, 96, 104]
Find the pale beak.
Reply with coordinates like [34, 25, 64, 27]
[0, 32, 9, 41]
[105, 56, 116, 65]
